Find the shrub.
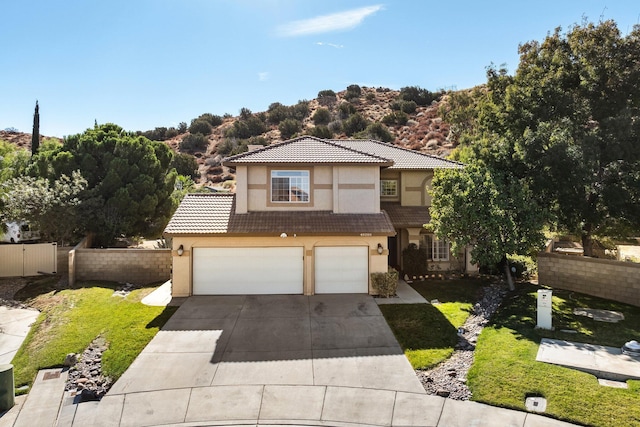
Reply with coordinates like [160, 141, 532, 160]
[307, 125, 333, 139]
[196, 113, 223, 127]
[170, 152, 199, 179]
[365, 92, 376, 101]
[279, 118, 302, 139]
[180, 133, 209, 151]
[291, 100, 310, 121]
[391, 99, 417, 114]
[317, 89, 337, 107]
[399, 86, 441, 106]
[345, 84, 362, 101]
[216, 138, 237, 156]
[239, 107, 253, 120]
[337, 102, 357, 119]
[312, 108, 332, 125]
[363, 122, 394, 142]
[267, 102, 289, 124]
[328, 120, 343, 134]
[382, 111, 409, 126]
[507, 254, 537, 279]
[165, 127, 179, 139]
[188, 119, 212, 136]
[342, 113, 369, 136]
[177, 122, 188, 133]
[402, 243, 428, 277]
[371, 267, 399, 297]
[225, 116, 267, 139]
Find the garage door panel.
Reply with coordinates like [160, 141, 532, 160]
[193, 247, 303, 295]
[315, 246, 368, 294]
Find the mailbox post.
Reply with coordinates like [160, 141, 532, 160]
[537, 290, 553, 330]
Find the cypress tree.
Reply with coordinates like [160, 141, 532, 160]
[31, 100, 40, 155]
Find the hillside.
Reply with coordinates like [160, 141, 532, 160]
[2, 85, 458, 186]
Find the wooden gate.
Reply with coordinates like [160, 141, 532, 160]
[0, 243, 58, 277]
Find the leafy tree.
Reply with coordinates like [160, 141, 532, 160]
[345, 84, 362, 101]
[429, 164, 546, 289]
[188, 119, 212, 136]
[178, 122, 188, 133]
[224, 116, 267, 139]
[30, 123, 176, 245]
[0, 171, 87, 245]
[312, 108, 332, 125]
[391, 99, 417, 114]
[483, 21, 640, 255]
[195, 113, 223, 127]
[267, 102, 289, 125]
[239, 107, 253, 120]
[31, 100, 39, 155]
[290, 100, 310, 121]
[170, 152, 199, 180]
[0, 141, 30, 183]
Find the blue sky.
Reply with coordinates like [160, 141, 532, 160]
[2, 0, 639, 138]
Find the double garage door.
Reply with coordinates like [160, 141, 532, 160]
[192, 246, 368, 295]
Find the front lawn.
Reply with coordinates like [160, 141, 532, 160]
[380, 278, 488, 369]
[12, 281, 176, 389]
[468, 283, 640, 427]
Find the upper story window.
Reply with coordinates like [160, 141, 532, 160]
[271, 170, 310, 203]
[380, 179, 398, 197]
[424, 234, 450, 261]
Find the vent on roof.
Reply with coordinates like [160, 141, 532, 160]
[247, 145, 263, 152]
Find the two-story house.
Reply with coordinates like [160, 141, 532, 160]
[164, 136, 471, 297]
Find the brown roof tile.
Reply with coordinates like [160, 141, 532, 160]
[223, 137, 394, 166]
[165, 193, 396, 236]
[381, 203, 431, 228]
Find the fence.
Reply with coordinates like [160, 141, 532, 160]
[538, 252, 640, 307]
[68, 238, 171, 286]
[0, 243, 58, 277]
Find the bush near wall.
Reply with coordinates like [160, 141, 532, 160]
[371, 267, 399, 297]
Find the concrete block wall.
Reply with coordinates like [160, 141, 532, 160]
[75, 248, 171, 285]
[538, 252, 640, 307]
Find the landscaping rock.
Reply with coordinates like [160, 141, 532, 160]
[417, 281, 507, 400]
[65, 336, 113, 401]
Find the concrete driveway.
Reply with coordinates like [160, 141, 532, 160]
[70, 294, 436, 426]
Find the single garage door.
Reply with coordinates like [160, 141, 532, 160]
[193, 247, 303, 295]
[315, 246, 369, 293]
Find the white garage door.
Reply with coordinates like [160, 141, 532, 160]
[193, 247, 303, 295]
[315, 246, 369, 293]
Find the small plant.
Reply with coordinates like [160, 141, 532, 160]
[342, 113, 369, 136]
[371, 267, 399, 297]
[279, 118, 302, 139]
[362, 122, 393, 142]
[337, 102, 357, 119]
[345, 84, 362, 101]
[391, 99, 417, 114]
[188, 119, 212, 136]
[317, 89, 337, 107]
[382, 111, 409, 126]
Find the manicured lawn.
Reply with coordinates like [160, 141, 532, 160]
[379, 278, 488, 369]
[468, 283, 640, 427]
[12, 281, 176, 389]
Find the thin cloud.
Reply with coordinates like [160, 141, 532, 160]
[316, 42, 344, 49]
[258, 72, 269, 81]
[277, 5, 383, 37]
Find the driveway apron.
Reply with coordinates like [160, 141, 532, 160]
[85, 294, 428, 426]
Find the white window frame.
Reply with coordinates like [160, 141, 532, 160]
[424, 234, 449, 261]
[271, 170, 310, 203]
[380, 179, 398, 197]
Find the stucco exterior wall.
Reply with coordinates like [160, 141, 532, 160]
[538, 252, 640, 307]
[75, 248, 171, 285]
[334, 166, 379, 213]
[400, 171, 431, 207]
[171, 235, 389, 297]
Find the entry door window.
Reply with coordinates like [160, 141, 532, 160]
[271, 170, 310, 202]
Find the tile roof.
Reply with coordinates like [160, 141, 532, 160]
[381, 203, 431, 228]
[164, 193, 234, 234]
[164, 193, 396, 236]
[223, 137, 393, 166]
[330, 138, 463, 170]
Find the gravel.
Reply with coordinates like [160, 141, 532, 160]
[65, 336, 113, 401]
[416, 281, 508, 400]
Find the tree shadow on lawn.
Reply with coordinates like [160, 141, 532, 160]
[379, 303, 460, 368]
[492, 283, 640, 348]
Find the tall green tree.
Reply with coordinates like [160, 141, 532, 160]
[30, 123, 176, 245]
[31, 100, 39, 155]
[429, 164, 546, 289]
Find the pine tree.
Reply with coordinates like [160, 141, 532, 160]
[31, 100, 40, 155]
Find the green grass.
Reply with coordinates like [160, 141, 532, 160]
[380, 278, 487, 369]
[468, 283, 640, 427]
[12, 282, 176, 389]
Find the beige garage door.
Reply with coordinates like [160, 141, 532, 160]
[193, 247, 303, 295]
[315, 246, 369, 293]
